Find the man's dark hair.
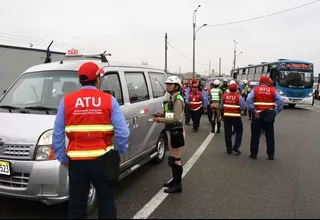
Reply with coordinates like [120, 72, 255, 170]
[79, 75, 98, 86]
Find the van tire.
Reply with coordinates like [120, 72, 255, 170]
[153, 133, 167, 164]
[86, 184, 97, 215]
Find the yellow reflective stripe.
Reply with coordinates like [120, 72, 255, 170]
[190, 101, 202, 104]
[253, 102, 275, 106]
[67, 145, 114, 158]
[224, 113, 241, 117]
[223, 104, 240, 108]
[65, 124, 114, 133]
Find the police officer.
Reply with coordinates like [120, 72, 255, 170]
[220, 79, 229, 94]
[246, 76, 284, 160]
[208, 79, 223, 133]
[206, 82, 214, 123]
[52, 62, 130, 219]
[153, 76, 184, 193]
[242, 81, 254, 119]
[187, 83, 207, 132]
[221, 83, 247, 154]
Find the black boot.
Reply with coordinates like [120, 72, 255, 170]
[163, 167, 174, 187]
[164, 164, 183, 193]
[211, 120, 215, 133]
[216, 120, 221, 133]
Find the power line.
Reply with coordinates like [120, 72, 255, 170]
[167, 41, 209, 66]
[206, 0, 320, 27]
[0, 32, 77, 47]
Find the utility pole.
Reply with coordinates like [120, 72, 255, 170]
[233, 40, 238, 69]
[165, 33, 168, 74]
[219, 57, 221, 77]
[209, 60, 211, 75]
[192, 19, 196, 79]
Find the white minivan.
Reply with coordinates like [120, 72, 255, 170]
[0, 51, 169, 212]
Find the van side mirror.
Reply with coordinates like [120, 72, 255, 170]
[103, 90, 115, 97]
[3, 90, 7, 94]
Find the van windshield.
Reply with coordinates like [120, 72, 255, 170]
[0, 71, 80, 109]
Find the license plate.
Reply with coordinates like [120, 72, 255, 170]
[292, 99, 301, 103]
[0, 160, 11, 176]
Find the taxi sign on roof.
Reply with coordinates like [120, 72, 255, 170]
[65, 48, 82, 57]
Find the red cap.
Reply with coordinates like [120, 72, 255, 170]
[192, 83, 198, 88]
[229, 83, 238, 91]
[192, 79, 197, 83]
[259, 75, 270, 84]
[78, 62, 104, 82]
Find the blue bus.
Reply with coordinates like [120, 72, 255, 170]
[231, 59, 314, 107]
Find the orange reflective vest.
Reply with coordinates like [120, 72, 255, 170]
[253, 86, 276, 112]
[189, 91, 203, 111]
[64, 89, 114, 160]
[222, 93, 241, 117]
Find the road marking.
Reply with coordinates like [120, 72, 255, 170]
[132, 132, 215, 219]
[299, 106, 320, 112]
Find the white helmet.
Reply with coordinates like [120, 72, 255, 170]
[229, 80, 236, 85]
[223, 78, 228, 82]
[214, 79, 220, 85]
[243, 80, 248, 84]
[165, 76, 182, 87]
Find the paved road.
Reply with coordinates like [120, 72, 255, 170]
[1, 104, 320, 219]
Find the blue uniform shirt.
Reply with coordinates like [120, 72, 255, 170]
[246, 86, 284, 114]
[52, 86, 129, 164]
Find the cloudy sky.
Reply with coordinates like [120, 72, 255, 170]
[0, 0, 319, 75]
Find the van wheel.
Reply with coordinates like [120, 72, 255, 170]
[153, 133, 166, 164]
[86, 184, 97, 215]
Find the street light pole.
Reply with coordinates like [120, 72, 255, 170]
[192, 5, 201, 79]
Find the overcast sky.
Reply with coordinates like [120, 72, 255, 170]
[0, 0, 319, 75]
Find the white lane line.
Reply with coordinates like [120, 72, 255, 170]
[132, 132, 215, 219]
[299, 106, 320, 112]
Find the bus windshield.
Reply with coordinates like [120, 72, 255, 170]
[279, 71, 313, 88]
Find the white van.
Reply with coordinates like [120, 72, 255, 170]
[0, 51, 169, 212]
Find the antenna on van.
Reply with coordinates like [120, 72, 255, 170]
[44, 40, 54, 64]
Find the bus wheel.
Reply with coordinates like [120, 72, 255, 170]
[288, 104, 296, 108]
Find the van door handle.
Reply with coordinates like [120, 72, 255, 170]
[133, 117, 139, 128]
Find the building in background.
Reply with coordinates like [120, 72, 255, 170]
[0, 44, 65, 94]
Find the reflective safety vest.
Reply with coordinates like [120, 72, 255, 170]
[189, 91, 203, 111]
[164, 94, 184, 119]
[64, 89, 114, 160]
[253, 85, 276, 112]
[210, 88, 221, 102]
[222, 93, 241, 117]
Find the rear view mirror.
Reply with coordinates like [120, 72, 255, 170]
[3, 90, 7, 94]
[103, 90, 115, 97]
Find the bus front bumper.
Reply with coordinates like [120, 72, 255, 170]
[282, 96, 313, 105]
